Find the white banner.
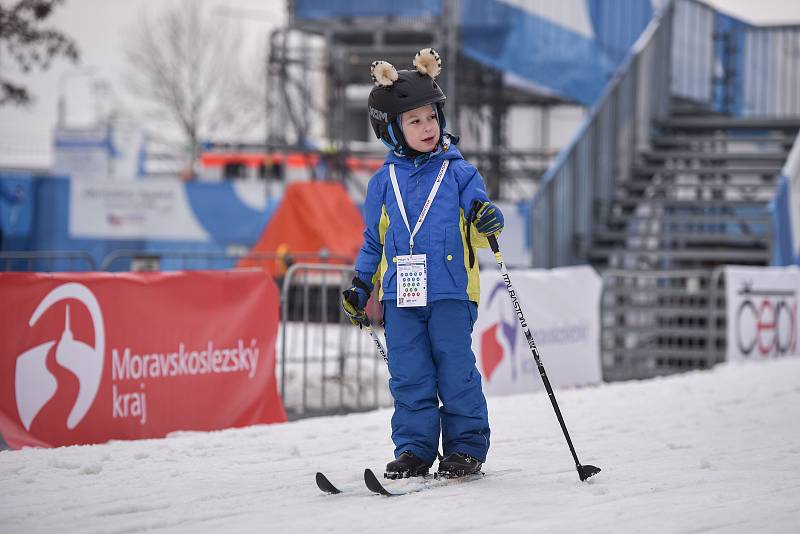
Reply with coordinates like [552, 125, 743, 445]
[473, 265, 602, 396]
[725, 266, 800, 362]
[69, 180, 209, 241]
[54, 127, 144, 181]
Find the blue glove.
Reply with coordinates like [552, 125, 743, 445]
[473, 201, 504, 236]
[341, 276, 371, 328]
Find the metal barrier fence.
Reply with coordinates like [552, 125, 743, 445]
[0, 248, 352, 273]
[0, 249, 745, 394]
[532, 2, 673, 268]
[0, 251, 97, 272]
[601, 268, 726, 381]
[98, 249, 351, 272]
[0, 249, 389, 419]
[278, 263, 391, 419]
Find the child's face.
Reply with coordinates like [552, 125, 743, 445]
[401, 105, 439, 153]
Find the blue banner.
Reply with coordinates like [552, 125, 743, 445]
[0, 174, 279, 271]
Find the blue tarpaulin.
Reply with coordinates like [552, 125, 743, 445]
[293, 0, 659, 106]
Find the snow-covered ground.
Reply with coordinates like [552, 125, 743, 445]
[2, 358, 800, 534]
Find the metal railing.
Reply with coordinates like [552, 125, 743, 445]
[532, 2, 673, 268]
[0, 251, 97, 272]
[278, 262, 390, 419]
[98, 249, 351, 272]
[601, 268, 726, 381]
[707, 266, 727, 363]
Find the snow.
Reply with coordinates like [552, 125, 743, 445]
[3, 358, 800, 533]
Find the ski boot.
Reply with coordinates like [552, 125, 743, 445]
[384, 451, 431, 479]
[436, 452, 482, 479]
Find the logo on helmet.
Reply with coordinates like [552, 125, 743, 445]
[369, 106, 388, 123]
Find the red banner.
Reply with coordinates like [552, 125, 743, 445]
[0, 270, 286, 449]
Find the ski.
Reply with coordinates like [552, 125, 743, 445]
[315, 472, 342, 494]
[363, 468, 484, 497]
[364, 468, 398, 496]
[318, 468, 490, 496]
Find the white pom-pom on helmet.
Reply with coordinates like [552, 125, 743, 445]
[371, 61, 398, 87]
[367, 48, 447, 156]
[413, 48, 441, 78]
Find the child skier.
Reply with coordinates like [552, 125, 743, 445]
[341, 48, 504, 479]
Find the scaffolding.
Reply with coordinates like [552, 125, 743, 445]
[266, 0, 567, 199]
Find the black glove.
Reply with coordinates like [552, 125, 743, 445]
[341, 276, 371, 328]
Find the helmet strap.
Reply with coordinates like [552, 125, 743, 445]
[435, 102, 447, 132]
[387, 122, 410, 156]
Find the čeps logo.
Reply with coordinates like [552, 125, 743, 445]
[15, 283, 105, 430]
[735, 281, 797, 357]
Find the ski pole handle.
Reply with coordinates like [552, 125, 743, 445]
[470, 199, 502, 254]
[487, 234, 500, 254]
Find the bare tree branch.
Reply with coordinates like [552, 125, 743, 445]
[123, 0, 261, 164]
[0, 0, 79, 106]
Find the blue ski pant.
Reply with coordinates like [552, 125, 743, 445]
[383, 299, 490, 465]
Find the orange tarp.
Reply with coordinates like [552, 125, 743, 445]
[240, 181, 365, 276]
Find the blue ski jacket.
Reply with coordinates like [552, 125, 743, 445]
[354, 142, 494, 304]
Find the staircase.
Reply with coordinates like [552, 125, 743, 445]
[531, 1, 800, 381]
[592, 114, 799, 270]
[596, 109, 800, 380]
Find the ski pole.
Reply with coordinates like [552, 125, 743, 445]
[362, 316, 388, 365]
[342, 284, 388, 365]
[482, 224, 601, 481]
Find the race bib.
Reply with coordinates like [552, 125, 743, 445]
[396, 254, 427, 307]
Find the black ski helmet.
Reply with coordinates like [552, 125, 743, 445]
[368, 48, 447, 155]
